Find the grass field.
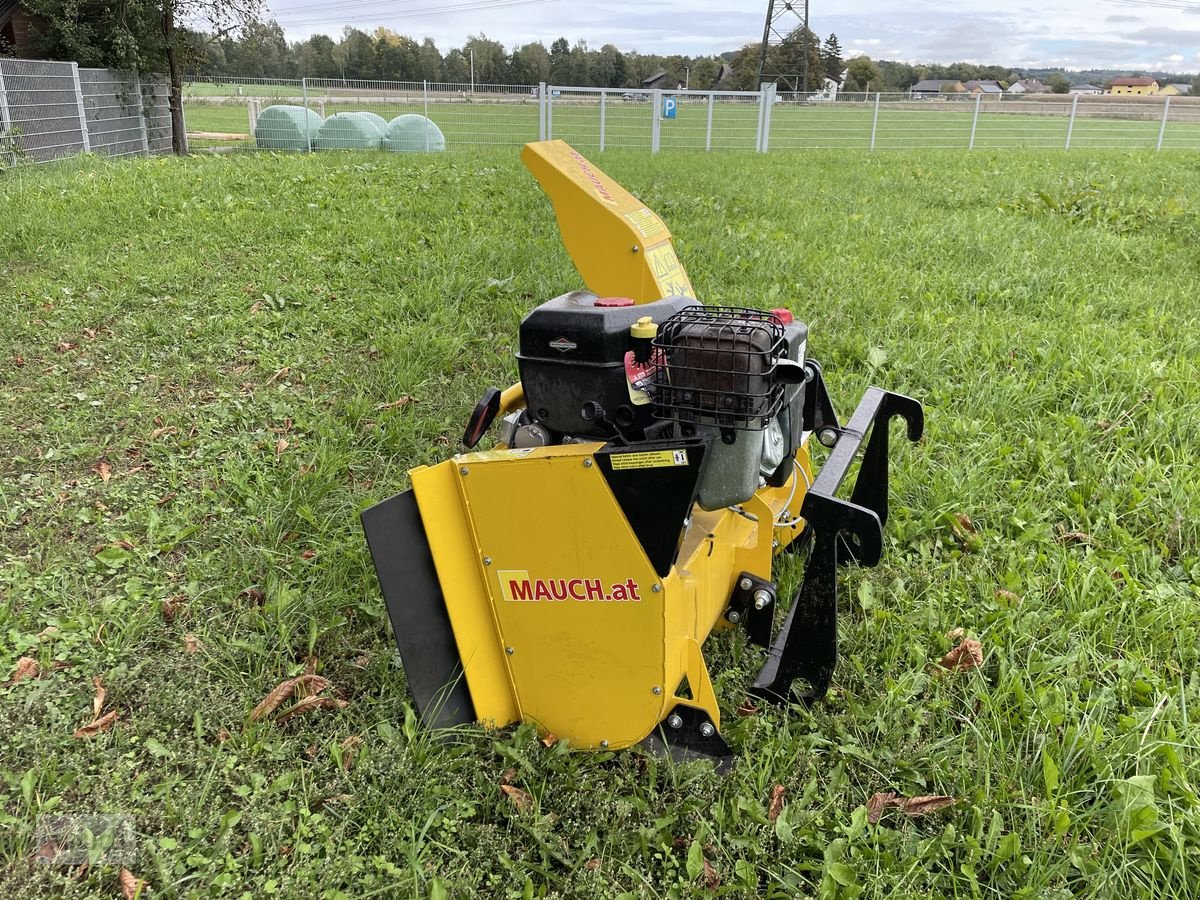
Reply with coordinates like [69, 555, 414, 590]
[182, 96, 1200, 152]
[2, 147, 1200, 897]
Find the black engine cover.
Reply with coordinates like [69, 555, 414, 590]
[517, 291, 699, 438]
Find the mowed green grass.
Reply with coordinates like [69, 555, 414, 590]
[2, 148, 1200, 897]
[183, 97, 1200, 152]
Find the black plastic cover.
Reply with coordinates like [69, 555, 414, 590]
[517, 291, 699, 438]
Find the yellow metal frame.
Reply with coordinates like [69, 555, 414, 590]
[410, 441, 812, 749]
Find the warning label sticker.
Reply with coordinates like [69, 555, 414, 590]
[625, 207, 666, 239]
[645, 243, 694, 299]
[609, 449, 689, 470]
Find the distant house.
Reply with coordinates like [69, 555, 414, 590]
[1008, 79, 1050, 94]
[1069, 84, 1103, 95]
[963, 80, 1004, 99]
[641, 70, 672, 91]
[1106, 76, 1159, 95]
[1160, 83, 1192, 96]
[713, 63, 735, 90]
[0, 0, 41, 58]
[911, 79, 964, 99]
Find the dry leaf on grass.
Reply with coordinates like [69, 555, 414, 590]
[340, 735, 362, 770]
[248, 674, 331, 723]
[183, 634, 201, 655]
[4, 657, 40, 686]
[541, 732, 559, 748]
[585, 858, 601, 871]
[161, 594, 186, 622]
[36, 839, 60, 863]
[93, 460, 112, 482]
[499, 767, 517, 786]
[376, 396, 416, 410]
[250, 677, 301, 722]
[119, 867, 148, 900]
[939, 639, 984, 672]
[275, 695, 348, 725]
[149, 426, 177, 440]
[239, 586, 266, 603]
[303, 656, 319, 676]
[13, 354, 24, 367]
[767, 784, 786, 823]
[92, 675, 106, 720]
[702, 857, 721, 890]
[216, 727, 232, 743]
[500, 784, 533, 812]
[300, 549, 316, 560]
[274, 438, 289, 458]
[73, 709, 119, 738]
[735, 698, 761, 717]
[944, 627, 965, 641]
[866, 791, 956, 824]
[995, 589, 1022, 607]
[1056, 528, 1090, 545]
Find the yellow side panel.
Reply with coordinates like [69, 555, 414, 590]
[410, 462, 519, 728]
[458, 443, 671, 749]
[521, 140, 695, 303]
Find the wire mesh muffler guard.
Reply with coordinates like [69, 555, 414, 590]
[652, 306, 786, 431]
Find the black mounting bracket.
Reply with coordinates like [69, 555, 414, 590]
[640, 703, 733, 774]
[752, 376, 924, 707]
[725, 572, 776, 648]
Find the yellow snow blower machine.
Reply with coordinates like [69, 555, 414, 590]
[362, 140, 923, 767]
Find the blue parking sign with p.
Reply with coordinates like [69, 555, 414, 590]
[663, 95, 677, 119]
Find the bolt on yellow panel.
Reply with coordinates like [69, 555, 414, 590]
[521, 140, 695, 303]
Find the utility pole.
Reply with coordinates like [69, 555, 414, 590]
[685, 66, 690, 89]
[470, 49, 475, 93]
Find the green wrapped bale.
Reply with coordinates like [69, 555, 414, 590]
[254, 105, 322, 151]
[314, 112, 387, 151]
[382, 114, 446, 153]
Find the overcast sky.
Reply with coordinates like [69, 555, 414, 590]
[263, 0, 1200, 72]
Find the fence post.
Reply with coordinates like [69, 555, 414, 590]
[1156, 96, 1171, 151]
[755, 85, 766, 152]
[538, 82, 546, 140]
[651, 88, 661, 153]
[969, 92, 981, 149]
[599, 89, 606, 151]
[70, 62, 91, 152]
[870, 92, 880, 150]
[133, 73, 150, 154]
[547, 86, 554, 139]
[761, 84, 775, 152]
[0, 61, 10, 136]
[302, 77, 311, 151]
[1065, 93, 1078, 149]
[700, 91, 710, 151]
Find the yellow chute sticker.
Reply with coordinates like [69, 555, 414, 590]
[645, 243, 694, 298]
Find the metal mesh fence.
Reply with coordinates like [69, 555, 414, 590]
[0, 58, 172, 165]
[181, 75, 1200, 155]
[0, 58, 87, 163]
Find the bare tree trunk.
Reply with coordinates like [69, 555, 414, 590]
[162, 1, 187, 155]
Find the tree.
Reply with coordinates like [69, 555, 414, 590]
[845, 55, 882, 93]
[821, 33, 843, 83]
[1193, 75, 1200, 97]
[1047, 72, 1071, 94]
[509, 41, 549, 85]
[548, 36, 570, 83]
[26, 0, 262, 154]
[593, 43, 626, 88]
[418, 38, 442, 82]
[689, 56, 719, 90]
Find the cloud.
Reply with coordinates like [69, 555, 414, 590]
[1106, 15, 1140, 24]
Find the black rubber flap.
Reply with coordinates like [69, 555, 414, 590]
[594, 438, 708, 578]
[361, 490, 475, 729]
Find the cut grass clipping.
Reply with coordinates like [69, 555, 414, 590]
[2, 148, 1199, 897]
